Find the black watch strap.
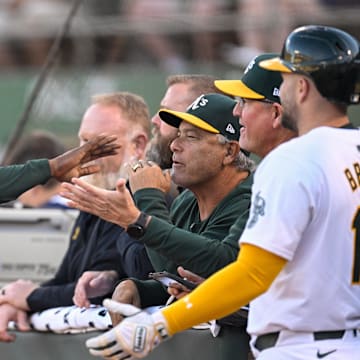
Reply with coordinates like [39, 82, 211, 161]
[126, 212, 149, 238]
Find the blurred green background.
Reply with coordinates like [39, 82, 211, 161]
[0, 63, 242, 150]
[1, 64, 359, 154]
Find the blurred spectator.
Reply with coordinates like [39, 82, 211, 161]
[3, 130, 69, 209]
[120, 0, 226, 70]
[320, 0, 358, 5]
[81, 0, 125, 65]
[319, 0, 360, 38]
[187, 0, 227, 64]
[224, 0, 323, 66]
[0, 0, 70, 67]
[121, 0, 187, 72]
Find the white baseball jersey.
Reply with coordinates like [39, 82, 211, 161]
[240, 126, 360, 337]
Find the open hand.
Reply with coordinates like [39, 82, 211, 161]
[61, 177, 140, 228]
[49, 133, 120, 182]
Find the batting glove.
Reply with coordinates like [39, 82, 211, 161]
[86, 299, 170, 359]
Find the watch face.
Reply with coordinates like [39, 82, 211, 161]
[126, 212, 148, 238]
[127, 224, 144, 238]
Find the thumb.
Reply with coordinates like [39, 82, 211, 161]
[103, 299, 141, 317]
[177, 266, 203, 283]
[115, 178, 127, 192]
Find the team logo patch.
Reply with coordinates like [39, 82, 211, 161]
[225, 123, 236, 134]
[71, 226, 80, 241]
[247, 191, 265, 228]
[273, 87, 280, 97]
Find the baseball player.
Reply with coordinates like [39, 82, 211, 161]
[84, 25, 360, 360]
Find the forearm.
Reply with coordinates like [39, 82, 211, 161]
[162, 244, 287, 335]
[0, 159, 50, 203]
[116, 233, 154, 279]
[129, 279, 169, 308]
[27, 283, 76, 313]
[139, 212, 247, 277]
[133, 188, 172, 222]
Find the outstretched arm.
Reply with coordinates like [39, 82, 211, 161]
[61, 161, 172, 227]
[85, 244, 287, 358]
[48, 133, 119, 181]
[0, 133, 119, 203]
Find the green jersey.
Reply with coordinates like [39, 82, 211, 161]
[0, 159, 50, 203]
[132, 174, 253, 307]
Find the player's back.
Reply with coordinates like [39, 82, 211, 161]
[243, 125, 360, 335]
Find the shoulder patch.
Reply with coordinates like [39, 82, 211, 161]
[247, 191, 265, 229]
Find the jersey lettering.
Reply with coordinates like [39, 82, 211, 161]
[352, 207, 360, 284]
[344, 162, 360, 191]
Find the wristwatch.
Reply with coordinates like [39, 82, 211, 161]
[126, 212, 149, 238]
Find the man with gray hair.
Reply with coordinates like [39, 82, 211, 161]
[61, 93, 254, 330]
[146, 74, 229, 170]
[72, 74, 233, 306]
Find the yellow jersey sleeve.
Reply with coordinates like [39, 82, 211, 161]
[162, 243, 287, 335]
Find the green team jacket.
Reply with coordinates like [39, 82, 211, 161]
[0, 159, 51, 203]
[131, 174, 253, 307]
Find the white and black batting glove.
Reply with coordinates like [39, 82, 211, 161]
[86, 299, 171, 359]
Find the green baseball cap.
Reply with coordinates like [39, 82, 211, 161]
[158, 93, 240, 141]
[214, 53, 282, 103]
